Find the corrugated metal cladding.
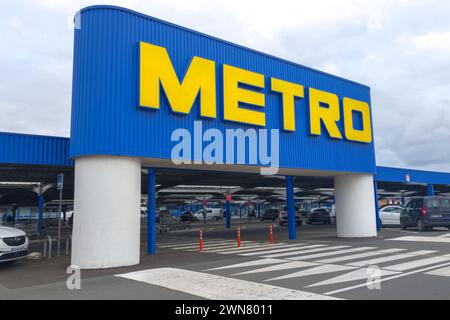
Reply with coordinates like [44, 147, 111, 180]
[376, 166, 450, 185]
[70, 5, 376, 173]
[0, 132, 72, 166]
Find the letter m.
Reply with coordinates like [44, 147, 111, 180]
[139, 42, 216, 118]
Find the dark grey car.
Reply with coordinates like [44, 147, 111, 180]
[400, 196, 450, 231]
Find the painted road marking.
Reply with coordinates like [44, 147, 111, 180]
[239, 245, 315, 256]
[185, 241, 255, 251]
[324, 262, 450, 296]
[261, 245, 341, 258]
[307, 268, 400, 288]
[205, 258, 287, 271]
[286, 247, 376, 261]
[212, 243, 287, 254]
[437, 233, 450, 238]
[265, 264, 357, 282]
[233, 261, 319, 276]
[315, 248, 405, 264]
[157, 239, 230, 248]
[157, 239, 203, 246]
[383, 255, 450, 271]
[387, 236, 450, 243]
[424, 265, 450, 277]
[116, 268, 339, 300]
[347, 250, 437, 267]
[162, 240, 239, 249]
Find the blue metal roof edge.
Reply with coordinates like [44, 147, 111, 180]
[0, 132, 72, 166]
[1, 131, 449, 185]
[0, 131, 70, 141]
[78, 5, 371, 91]
[375, 166, 450, 185]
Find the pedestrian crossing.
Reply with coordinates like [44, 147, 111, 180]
[388, 235, 450, 243]
[156, 236, 450, 296]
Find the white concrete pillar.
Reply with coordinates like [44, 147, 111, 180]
[334, 174, 377, 238]
[71, 156, 141, 269]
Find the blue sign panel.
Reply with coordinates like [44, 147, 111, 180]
[57, 174, 64, 190]
[70, 5, 376, 174]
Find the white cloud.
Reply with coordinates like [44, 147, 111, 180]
[0, 0, 450, 171]
[414, 31, 450, 53]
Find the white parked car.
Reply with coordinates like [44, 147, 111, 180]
[194, 208, 223, 221]
[0, 226, 29, 263]
[379, 205, 404, 226]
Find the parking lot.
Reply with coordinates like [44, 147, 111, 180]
[1, 219, 450, 300]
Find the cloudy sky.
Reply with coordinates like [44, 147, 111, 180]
[1, 0, 449, 171]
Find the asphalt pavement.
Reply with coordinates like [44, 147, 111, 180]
[1, 219, 450, 300]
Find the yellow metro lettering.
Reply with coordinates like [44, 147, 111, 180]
[343, 97, 373, 143]
[138, 43, 373, 143]
[308, 88, 343, 139]
[223, 64, 266, 127]
[270, 78, 304, 131]
[139, 42, 216, 118]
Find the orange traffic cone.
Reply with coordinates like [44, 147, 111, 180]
[269, 224, 274, 244]
[199, 226, 203, 252]
[237, 225, 241, 247]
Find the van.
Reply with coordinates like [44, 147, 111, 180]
[194, 208, 223, 221]
[400, 196, 450, 231]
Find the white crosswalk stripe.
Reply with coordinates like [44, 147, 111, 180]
[239, 245, 315, 256]
[437, 233, 450, 238]
[157, 240, 200, 246]
[265, 264, 358, 282]
[387, 236, 450, 243]
[285, 247, 375, 261]
[185, 241, 255, 251]
[315, 248, 405, 264]
[424, 265, 450, 277]
[347, 250, 437, 267]
[116, 268, 338, 300]
[205, 258, 286, 271]
[263, 245, 349, 259]
[306, 268, 400, 288]
[209, 243, 287, 254]
[233, 261, 319, 276]
[158, 239, 230, 248]
[384, 255, 450, 271]
[323, 262, 450, 296]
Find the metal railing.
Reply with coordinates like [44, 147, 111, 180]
[42, 235, 72, 258]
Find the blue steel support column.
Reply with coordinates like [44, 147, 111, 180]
[226, 200, 231, 229]
[286, 175, 296, 240]
[38, 194, 44, 237]
[373, 179, 381, 231]
[147, 168, 156, 255]
[427, 184, 434, 196]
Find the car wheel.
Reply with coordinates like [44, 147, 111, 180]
[401, 223, 407, 230]
[417, 220, 425, 232]
[447, 226, 450, 231]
